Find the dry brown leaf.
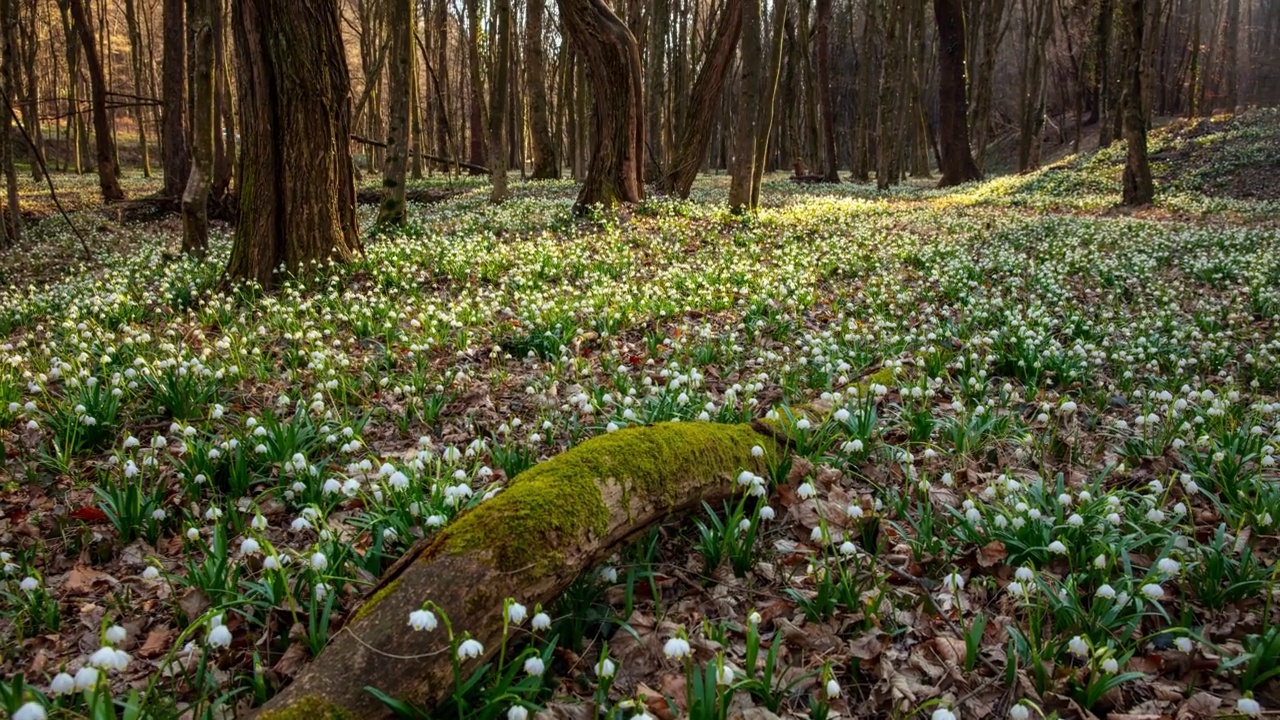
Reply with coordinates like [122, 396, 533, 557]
[138, 628, 176, 659]
[272, 642, 312, 679]
[179, 588, 211, 623]
[848, 630, 886, 661]
[976, 540, 1008, 568]
[62, 565, 113, 595]
[1174, 692, 1221, 720]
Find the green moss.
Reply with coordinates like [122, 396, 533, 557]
[437, 422, 774, 577]
[351, 576, 401, 623]
[258, 695, 353, 720]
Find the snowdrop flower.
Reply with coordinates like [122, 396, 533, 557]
[1068, 636, 1089, 658]
[240, 538, 261, 556]
[50, 672, 75, 695]
[1047, 540, 1067, 554]
[1097, 584, 1116, 599]
[1140, 583, 1165, 601]
[105, 625, 127, 644]
[208, 624, 232, 649]
[389, 471, 409, 490]
[524, 656, 545, 676]
[531, 611, 552, 631]
[310, 552, 328, 570]
[19, 576, 39, 591]
[797, 482, 816, 499]
[759, 505, 776, 520]
[507, 601, 528, 625]
[457, 638, 484, 660]
[1015, 566, 1035, 581]
[1237, 698, 1261, 717]
[595, 656, 617, 678]
[1101, 657, 1119, 673]
[932, 708, 957, 720]
[12, 702, 45, 720]
[1157, 557, 1181, 575]
[664, 635, 692, 659]
[847, 503, 864, 519]
[73, 666, 100, 691]
[263, 556, 281, 571]
[409, 609, 438, 631]
[825, 678, 841, 698]
[942, 571, 965, 593]
[1067, 513, 1084, 527]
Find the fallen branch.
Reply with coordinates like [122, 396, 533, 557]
[256, 422, 776, 719]
[349, 134, 490, 174]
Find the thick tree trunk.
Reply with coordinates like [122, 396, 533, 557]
[644, 0, 670, 178]
[255, 423, 776, 720]
[934, 0, 982, 186]
[1, 0, 21, 244]
[225, 0, 360, 288]
[1186, 0, 1201, 117]
[815, 0, 839, 182]
[1121, 0, 1153, 206]
[378, 0, 412, 224]
[18, 1, 45, 184]
[162, 0, 188, 198]
[728, 0, 761, 211]
[526, 0, 560, 179]
[465, 0, 486, 173]
[488, 0, 512, 202]
[67, 0, 124, 202]
[875, 0, 902, 189]
[663, 0, 744, 199]
[181, 0, 213, 258]
[1220, 0, 1239, 110]
[559, 0, 645, 211]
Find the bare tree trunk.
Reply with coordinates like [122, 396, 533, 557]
[182, 0, 213, 258]
[798, 0, 820, 169]
[465, 0, 486, 172]
[751, 0, 788, 205]
[124, 0, 151, 177]
[1121, 0, 1153, 205]
[526, 0, 559, 178]
[815, 0, 839, 181]
[1, 0, 22, 243]
[559, 0, 645, 211]
[379, 0, 412, 224]
[876, 0, 901, 189]
[1186, 0, 1201, 116]
[934, 0, 982, 185]
[853, 0, 876, 181]
[729, 0, 761, 210]
[645, 0, 670, 178]
[488, 0, 512, 202]
[67, 0, 124, 202]
[225, 0, 360, 288]
[663, 0, 744, 198]
[162, 0, 188, 197]
[18, 0, 45, 183]
[212, 0, 233, 200]
[1220, 0, 1239, 110]
[1017, 0, 1053, 172]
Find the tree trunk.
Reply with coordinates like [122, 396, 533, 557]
[1186, 0, 1201, 117]
[1017, 0, 1053, 172]
[212, 1, 234, 200]
[18, 0, 45, 183]
[526, 0, 560, 179]
[663, 0, 744, 199]
[934, 0, 982, 186]
[645, 0, 670, 178]
[751, 0, 788, 206]
[378, 0, 412, 224]
[853, 0, 876, 181]
[67, 0, 124, 202]
[162, 0, 188, 197]
[876, 0, 902, 189]
[182, 0, 213, 258]
[559, 0, 645, 211]
[1120, 0, 1153, 206]
[1, 0, 22, 244]
[465, 0, 486, 172]
[729, 0, 761, 210]
[124, 0, 151, 177]
[1220, 0, 1239, 110]
[815, 0, 839, 182]
[798, 0, 820, 169]
[225, 0, 360, 288]
[254, 423, 777, 720]
[488, 0, 512, 202]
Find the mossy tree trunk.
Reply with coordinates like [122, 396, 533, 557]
[664, 0, 744, 200]
[225, 0, 360, 289]
[256, 423, 776, 719]
[559, 0, 645, 212]
[67, 0, 125, 203]
[181, 0, 213, 258]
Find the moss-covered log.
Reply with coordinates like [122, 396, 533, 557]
[257, 422, 776, 719]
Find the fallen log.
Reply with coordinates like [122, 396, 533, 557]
[256, 422, 777, 719]
[349, 133, 490, 175]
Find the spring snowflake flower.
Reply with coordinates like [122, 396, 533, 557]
[664, 635, 692, 659]
[1237, 698, 1262, 716]
[240, 538, 261, 555]
[748, 610, 762, 626]
[105, 625, 128, 644]
[1157, 558, 1181, 575]
[595, 656, 617, 678]
[12, 702, 45, 720]
[507, 601, 528, 625]
[1068, 636, 1089, 658]
[751, 445, 764, 457]
[797, 482, 816, 499]
[1174, 637, 1194, 653]
[457, 638, 484, 660]
[310, 552, 328, 570]
[208, 624, 232, 649]
[1007, 581, 1027, 598]
[1047, 541, 1067, 554]
[825, 677, 841, 697]
[1140, 583, 1165, 601]
[524, 656, 545, 676]
[942, 572, 965, 593]
[263, 556, 281, 571]
[1009, 704, 1030, 720]
[531, 611, 552, 631]
[1096, 584, 1116, 599]
[598, 566, 618, 583]
[389, 471, 409, 490]
[1101, 657, 1120, 673]
[508, 707, 529, 720]
[759, 505, 776, 521]
[409, 609, 438, 631]
[73, 666, 100, 691]
[932, 707, 957, 720]
[19, 576, 39, 591]
[50, 672, 75, 695]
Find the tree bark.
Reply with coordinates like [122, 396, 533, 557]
[750, 0, 788, 206]
[67, 0, 124, 202]
[1017, 0, 1053, 172]
[378, 0, 412, 224]
[526, 0, 560, 179]
[815, 0, 839, 182]
[465, 0, 486, 172]
[181, 0, 213, 258]
[1220, 0, 1239, 110]
[254, 423, 776, 720]
[1186, 0, 1201, 117]
[1, 0, 22, 243]
[644, 0, 670, 178]
[124, 0, 151, 177]
[934, 0, 982, 186]
[1121, 0, 1153, 206]
[487, 0, 512, 202]
[225, 0, 360, 288]
[18, 0, 45, 183]
[728, 0, 761, 210]
[559, 0, 645, 211]
[663, 0, 744, 199]
[162, 0, 188, 197]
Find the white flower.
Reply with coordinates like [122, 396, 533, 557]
[12, 702, 46, 720]
[507, 707, 529, 720]
[1007, 581, 1027, 598]
[90, 646, 120, 669]
[1174, 637, 1194, 653]
[73, 666, 100, 691]
[932, 708, 957, 720]
[409, 609, 438, 631]
[595, 656, 617, 678]
[457, 638, 484, 659]
[208, 624, 232, 648]
[825, 678, 841, 698]
[1100, 657, 1119, 673]
[240, 538, 261, 555]
[1157, 557, 1181, 575]
[1058, 401, 1077, 415]
[664, 636, 692, 659]
[1097, 584, 1116, 599]
[1140, 583, 1165, 601]
[507, 601, 528, 625]
[50, 672, 76, 695]
[797, 482, 816, 499]
[1237, 698, 1262, 717]
[1047, 540, 1067, 554]
[1008, 704, 1030, 720]
[389, 471, 409, 490]
[19, 576, 39, 591]
[598, 566, 618, 583]
[105, 625, 127, 644]
[1015, 566, 1035, 581]
[759, 505, 776, 520]
[847, 504, 864, 519]
[310, 552, 328, 570]
[942, 572, 965, 593]
[524, 656, 546, 676]
[531, 612, 552, 631]
[718, 664, 735, 685]
[751, 445, 764, 457]
[1068, 636, 1089, 657]
[263, 556, 281, 570]
[748, 610, 762, 625]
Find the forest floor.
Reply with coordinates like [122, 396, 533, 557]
[0, 110, 1278, 720]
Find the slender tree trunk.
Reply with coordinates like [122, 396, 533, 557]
[182, 0, 213, 258]
[465, 0, 487, 172]
[409, 23, 424, 181]
[1120, 0, 1153, 205]
[67, 0, 124, 201]
[751, 0, 788, 205]
[526, 0, 559, 178]
[729, 0, 761, 210]
[1017, 0, 1053, 172]
[212, 0, 233, 200]
[1220, 0, 1239, 110]
[663, 0, 744, 199]
[124, 0, 151, 177]
[934, 0, 982, 185]
[225, 0, 360, 287]
[379, 0, 412, 224]
[18, 1, 45, 183]
[1186, 0, 1201, 116]
[162, 0, 188, 197]
[798, 0, 820, 169]
[645, 0, 670, 177]
[815, 0, 839, 181]
[853, 0, 876, 181]
[559, 0, 644, 210]
[488, 0, 512, 202]
[876, 0, 901, 189]
[0, 0, 22, 243]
